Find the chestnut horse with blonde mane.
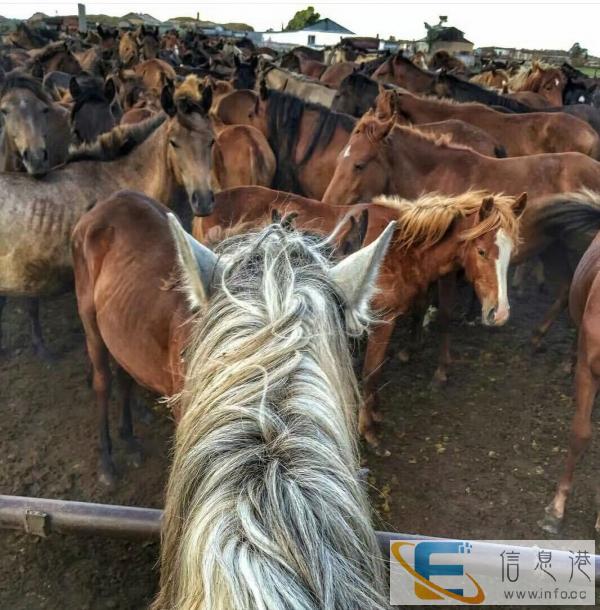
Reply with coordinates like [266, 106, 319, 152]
[195, 185, 525, 444]
[151, 211, 395, 609]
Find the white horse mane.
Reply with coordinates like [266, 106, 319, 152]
[153, 224, 391, 610]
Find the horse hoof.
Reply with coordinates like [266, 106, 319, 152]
[371, 409, 384, 423]
[538, 510, 563, 535]
[432, 369, 448, 386]
[397, 349, 410, 364]
[98, 468, 117, 488]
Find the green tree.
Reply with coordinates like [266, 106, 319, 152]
[284, 6, 320, 31]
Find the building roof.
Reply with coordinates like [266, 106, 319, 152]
[429, 26, 471, 44]
[300, 18, 354, 34]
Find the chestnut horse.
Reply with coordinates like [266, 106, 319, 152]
[72, 187, 374, 485]
[195, 186, 526, 445]
[509, 61, 566, 107]
[541, 227, 600, 536]
[216, 87, 355, 198]
[375, 89, 600, 158]
[372, 51, 435, 93]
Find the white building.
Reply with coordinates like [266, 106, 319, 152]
[263, 18, 355, 48]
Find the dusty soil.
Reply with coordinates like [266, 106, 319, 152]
[0, 281, 598, 609]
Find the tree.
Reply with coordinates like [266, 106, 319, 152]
[284, 6, 320, 31]
[569, 42, 588, 67]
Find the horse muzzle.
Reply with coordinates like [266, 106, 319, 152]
[189, 189, 215, 217]
[22, 147, 50, 177]
[482, 304, 510, 327]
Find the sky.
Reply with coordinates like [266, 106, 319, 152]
[2, 1, 600, 56]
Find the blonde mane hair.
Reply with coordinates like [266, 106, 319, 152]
[509, 60, 559, 91]
[373, 190, 521, 250]
[174, 74, 205, 103]
[153, 225, 387, 610]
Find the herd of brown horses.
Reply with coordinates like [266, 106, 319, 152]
[3, 22, 600, 542]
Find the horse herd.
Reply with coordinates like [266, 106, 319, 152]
[3, 22, 600, 608]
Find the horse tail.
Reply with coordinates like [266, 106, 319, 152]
[536, 189, 600, 257]
[494, 145, 507, 158]
[67, 112, 165, 162]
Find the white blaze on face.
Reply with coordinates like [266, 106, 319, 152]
[554, 78, 560, 87]
[579, 95, 586, 103]
[494, 228, 513, 324]
[343, 144, 352, 158]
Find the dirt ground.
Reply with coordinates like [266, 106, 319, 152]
[0, 280, 598, 609]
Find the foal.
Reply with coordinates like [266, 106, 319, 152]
[152, 215, 395, 609]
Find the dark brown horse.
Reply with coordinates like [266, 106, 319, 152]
[215, 87, 355, 198]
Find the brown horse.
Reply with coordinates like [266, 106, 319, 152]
[509, 61, 566, 107]
[72, 188, 367, 485]
[215, 87, 354, 198]
[0, 69, 70, 175]
[133, 59, 177, 98]
[195, 186, 525, 444]
[118, 31, 139, 67]
[541, 226, 600, 536]
[377, 89, 600, 158]
[260, 64, 337, 107]
[297, 55, 326, 79]
[372, 51, 434, 93]
[27, 41, 82, 75]
[0, 83, 215, 357]
[322, 113, 600, 245]
[138, 25, 160, 61]
[320, 61, 357, 88]
[375, 87, 506, 157]
[471, 67, 510, 90]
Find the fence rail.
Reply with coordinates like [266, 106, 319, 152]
[1, 494, 599, 582]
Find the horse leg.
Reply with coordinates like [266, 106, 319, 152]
[116, 367, 143, 468]
[361, 315, 397, 445]
[541, 358, 597, 534]
[397, 296, 427, 363]
[433, 273, 456, 385]
[0, 295, 7, 357]
[26, 297, 53, 361]
[531, 281, 569, 350]
[84, 331, 116, 487]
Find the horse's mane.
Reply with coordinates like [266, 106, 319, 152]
[174, 74, 203, 102]
[0, 70, 52, 103]
[265, 63, 332, 87]
[373, 190, 521, 249]
[265, 89, 356, 192]
[154, 225, 387, 610]
[509, 60, 559, 91]
[27, 41, 72, 65]
[435, 72, 533, 112]
[67, 112, 166, 161]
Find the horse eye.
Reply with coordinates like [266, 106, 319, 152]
[42, 107, 50, 114]
[354, 162, 366, 171]
[169, 139, 179, 148]
[477, 248, 486, 257]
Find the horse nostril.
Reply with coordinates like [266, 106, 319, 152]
[22, 149, 31, 163]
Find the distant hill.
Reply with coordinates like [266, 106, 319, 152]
[169, 16, 253, 31]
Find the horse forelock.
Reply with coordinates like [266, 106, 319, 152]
[373, 191, 521, 250]
[154, 226, 386, 610]
[0, 70, 51, 104]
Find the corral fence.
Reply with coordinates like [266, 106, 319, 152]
[1, 494, 599, 583]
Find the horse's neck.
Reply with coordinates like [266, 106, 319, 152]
[402, 95, 451, 121]
[109, 122, 174, 201]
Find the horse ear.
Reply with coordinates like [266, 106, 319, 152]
[479, 196, 495, 220]
[271, 208, 282, 224]
[167, 213, 222, 309]
[329, 220, 396, 332]
[377, 82, 386, 97]
[160, 82, 177, 117]
[104, 77, 116, 102]
[339, 209, 369, 256]
[69, 76, 82, 99]
[513, 192, 527, 218]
